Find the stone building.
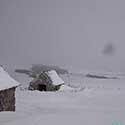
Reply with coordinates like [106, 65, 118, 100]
[0, 67, 19, 111]
[29, 70, 64, 91]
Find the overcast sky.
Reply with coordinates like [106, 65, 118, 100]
[0, 0, 125, 72]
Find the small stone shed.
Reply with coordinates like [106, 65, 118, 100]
[29, 70, 64, 91]
[0, 67, 19, 111]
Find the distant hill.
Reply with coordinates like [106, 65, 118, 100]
[15, 64, 68, 78]
[86, 74, 118, 79]
[31, 64, 68, 74]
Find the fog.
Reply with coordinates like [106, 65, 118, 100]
[0, 0, 125, 72]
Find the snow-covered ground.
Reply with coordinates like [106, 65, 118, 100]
[0, 70, 125, 125]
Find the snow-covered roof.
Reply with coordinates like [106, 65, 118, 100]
[46, 70, 64, 85]
[0, 67, 20, 91]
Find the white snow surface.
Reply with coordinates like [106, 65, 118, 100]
[1, 71, 125, 125]
[0, 67, 19, 91]
[59, 85, 81, 92]
[46, 70, 64, 85]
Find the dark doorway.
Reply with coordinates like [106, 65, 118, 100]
[38, 84, 46, 91]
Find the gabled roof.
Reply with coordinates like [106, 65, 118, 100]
[0, 67, 20, 91]
[46, 70, 64, 85]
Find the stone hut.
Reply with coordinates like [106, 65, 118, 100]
[29, 70, 64, 91]
[0, 67, 19, 111]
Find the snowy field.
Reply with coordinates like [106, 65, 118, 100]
[0, 71, 125, 125]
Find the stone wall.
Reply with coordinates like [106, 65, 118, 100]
[0, 87, 16, 111]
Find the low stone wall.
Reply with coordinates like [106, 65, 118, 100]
[0, 87, 16, 111]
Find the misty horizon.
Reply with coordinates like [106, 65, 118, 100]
[1, 0, 125, 72]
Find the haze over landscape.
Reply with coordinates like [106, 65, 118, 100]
[1, 1, 125, 125]
[0, 0, 125, 72]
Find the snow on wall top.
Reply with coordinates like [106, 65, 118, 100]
[0, 67, 20, 91]
[46, 70, 64, 85]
